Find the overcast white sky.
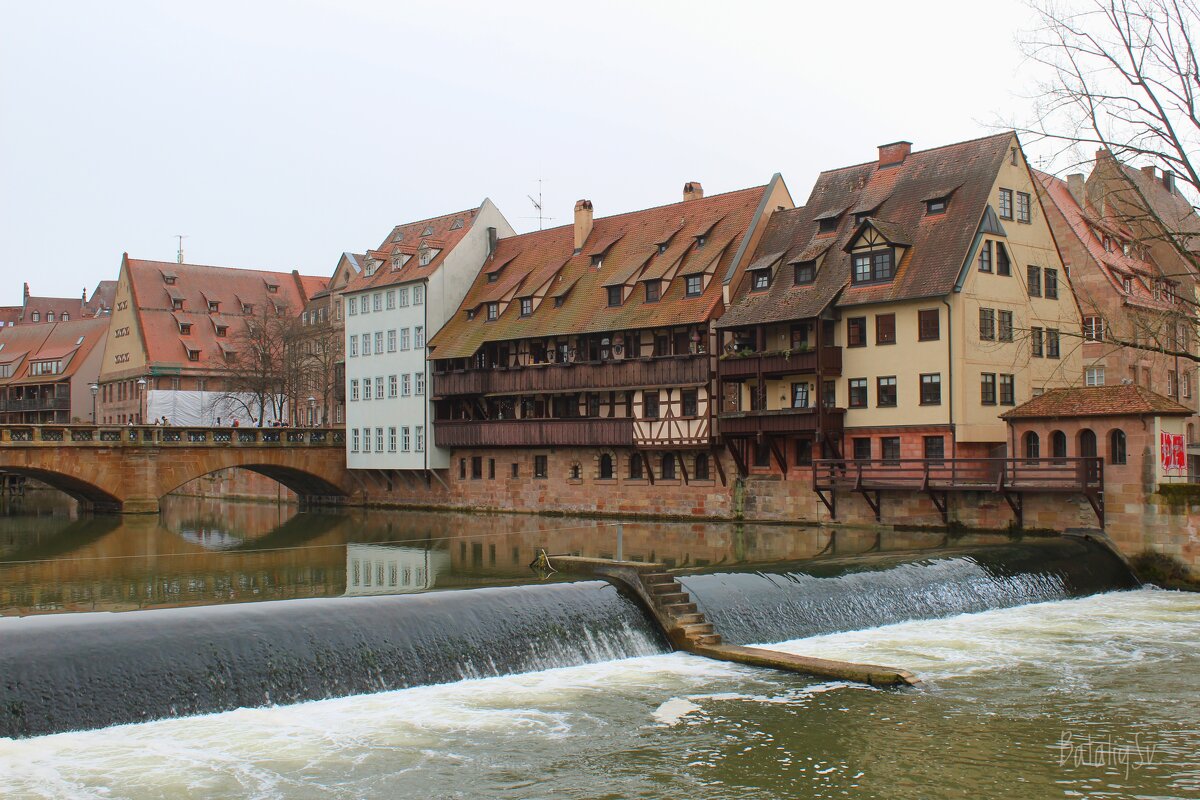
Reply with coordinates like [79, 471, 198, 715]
[0, 0, 1045, 304]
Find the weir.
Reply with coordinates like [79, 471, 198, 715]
[0, 533, 1139, 739]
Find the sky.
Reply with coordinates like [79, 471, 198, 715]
[0, 0, 1046, 304]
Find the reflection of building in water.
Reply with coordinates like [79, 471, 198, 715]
[344, 544, 450, 596]
[176, 523, 243, 550]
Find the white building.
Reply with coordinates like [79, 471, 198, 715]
[343, 199, 513, 472]
[343, 543, 451, 596]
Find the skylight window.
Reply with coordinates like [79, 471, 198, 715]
[926, 197, 948, 214]
[450, 218, 464, 230]
[818, 216, 839, 234]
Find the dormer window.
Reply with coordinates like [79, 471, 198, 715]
[854, 211, 872, 225]
[215, 325, 228, 337]
[520, 298, 533, 317]
[645, 281, 661, 303]
[685, 274, 703, 297]
[208, 301, 219, 313]
[391, 253, 408, 271]
[179, 321, 192, 335]
[418, 245, 433, 267]
[486, 302, 499, 321]
[554, 296, 566, 308]
[164, 276, 176, 285]
[852, 250, 895, 284]
[422, 225, 434, 236]
[751, 270, 771, 291]
[818, 216, 839, 234]
[793, 261, 816, 285]
[185, 345, 201, 362]
[926, 197, 948, 215]
[392, 231, 404, 243]
[590, 255, 604, 269]
[607, 286, 623, 307]
[657, 243, 668, 255]
[266, 283, 278, 294]
[364, 260, 378, 277]
[696, 235, 707, 248]
[242, 303, 253, 314]
[47, 312, 55, 322]
[466, 308, 477, 320]
[62, 313, 69, 321]
[172, 299, 183, 311]
[487, 272, 499, 283]
[450, 218, 464, 230]
[31, 312, 39, 322]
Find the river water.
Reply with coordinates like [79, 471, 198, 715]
[0, 494, 1198, 799]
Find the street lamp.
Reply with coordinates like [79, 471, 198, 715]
[89, 383, 98, 424]
[307, 396, 316, 427]
[136, 378, 147, 424]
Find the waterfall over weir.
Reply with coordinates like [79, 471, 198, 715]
[0, 535, 1139, 739]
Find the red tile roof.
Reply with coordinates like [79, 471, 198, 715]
[0, 317, 107, 385]
[720, 132, 1014, 328]
[1001, 385, 1192, 419]
[342, 206, 481, 294]
[429, 184, 772, 360]
[124, 257, 328, 374]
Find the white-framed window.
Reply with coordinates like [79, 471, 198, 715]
[1083, 316, 1104, 342]
[413, 285, 424, 305]
[348, 298, 357, 316]
[373, 293, 383, 312]
[415, 372, 425, 395]
[349, 337, 358, 357]
[376, 427, 384, 453]
[399, 287, 409, 307]
[389, 375, 398, 397]
[386, 290, 396, 310]
[374, 331, 383, 354]
[401, 426, 411, 452]
[375, 376, 384, 400]
[1085, 366, 1105, 386]
[351, 428, 360, 452]
[414, 326, 424, 348]
[360, 295, 369, 314]
[402, 374, 411, 396]
[415, 425, 424, 451]
[400, 328, 411, 350]
[350, 379, 359, 401]
[361, 333, 371, 356]
[389, 427, 397, 452]
[387, 330, 397, 352]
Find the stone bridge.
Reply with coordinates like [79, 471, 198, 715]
[0, 425, 352, 513]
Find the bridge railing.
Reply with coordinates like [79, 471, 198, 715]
[0, 425, 345, 447]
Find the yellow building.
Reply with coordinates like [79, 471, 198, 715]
[716, 133, 1082, 473]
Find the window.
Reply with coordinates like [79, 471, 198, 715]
[361, 333, 371, 356]
[1185, 373, 1192, 399]
[882, 437, 901, 465]
[400, 328, 411, 350]
[924, 436, 945, 462]
[599, 454, 614, 480]
[376, 428, 384, 453]
[993, 310, 1012, 343]
[818, 216, 839, 234]
[401, 374, 411, 396]
[926, 197, 947, 215]
[875, 313, 896, 344]
[847, 317, 867, 347]
[389, 375, 398, 398]
[348, 298, 357, 316]
[918, 309, 940, 341]
[487, 303, 499, 321]
[1000, 373, 1015, 405]
[387, 330, 397, 352]
[793, 261, 816, 285]
[999, 188, 1014, 220]
[694, 453, 710, 480]
[471, 456, 483, 480]
[629, 454, 644, 479]
[661, 454, 677, 480]
[874, 376, 896, 407]
[751, 270, 770, 291]
[1051, 430, 1068, 460]
[849, 378, 868, 408]
[179, 321, 192, 335]
[388, 427, 397, 452]
[920, 373, 942, 405]
[1024, 431, 1040, 460]
[349, 337, 358, 358]
[1031, 327, 1044, 357]
[979, 240, 993, 272]
[851, 250, 894, 284]
[685, 275, 703, 297]
[413, 372, 425, 395]
[351, 428, 360, 452]
[997, 242, 1012, 276]
[413, 285, 424, 305]
[534, 455, 548, 479]
[1046, 329, 1060, 359]
[415, 426, 424, 451]
[1110, 429, 1127, 465]
[979, 308, 995, 340]
[981, 372, 997, 405]
[373, 293, 383, 312]
[1027, 265, 1042, 297]
[1044, 268, 1059, 300]
[398, 287, 410, 307]
[1016, 191, 1031, 223]
[350, 379, 359, 401]
[1085, 366, 1106, 386]
[415, 326, 424, 348]
[1083, 316, 1104, 341]
[459, 459, 467, 479]
[853, 438, 872, 461]
[386, 290, 396, 310]
[375, 331, 384, 354]
[791, 382, 810, 408]
[1168, 370, 1177, 397]
[645, 281, 661, 302]
[682, 389, 698, 417]
[520, 298, 533, 317]
[402, 426, 411, 452]
[643, 391, 660, 418]
[375, 376, 384, 400]
[607, 286, 622, 306]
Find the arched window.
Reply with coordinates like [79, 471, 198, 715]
[1078, 429, 1097, 459]
[661, 453, 677, 480]
[599, 453, 614, 480]
[1109, 429, 1127, 465]
[694, 453, 710, 481]
[629, 454, 643, 480]
[1024, 431, 1040, 460]
[1051, 430, 1067, 461]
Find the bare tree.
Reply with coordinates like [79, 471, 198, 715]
[284, 313, 343, 426]
[218, 303, 295, 426]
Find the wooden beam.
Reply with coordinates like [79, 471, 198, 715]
[769, 437, 788, 476]
[641, 451, 655, 485]
[724, 438, 748, 477]
[713, 449, 728, 486]
[676, 452, 689, 485]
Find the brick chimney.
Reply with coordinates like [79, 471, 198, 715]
[1142, 165, 1156, 178]
[1163, 171, 1176, 193]
[878, 141, 912, 167]
[23, 282, 29, 301]
[1066, 174, 1086, 206]
[574, 199, 593, 253]
[486, 226, 498, 256]
[683, 181, 704, 201]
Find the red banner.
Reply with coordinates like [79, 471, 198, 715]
[1161, 431, 1186, 472]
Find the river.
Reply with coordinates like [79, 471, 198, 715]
[0, 493, 1197, 799]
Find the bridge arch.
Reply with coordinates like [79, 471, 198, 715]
[158, 463, 349, 503]
[0, 467, 123, 512]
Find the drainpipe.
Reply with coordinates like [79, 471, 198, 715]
[941, 297, 955, 458]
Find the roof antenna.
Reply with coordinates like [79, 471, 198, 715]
[175, 234, 188, 264]
[522, 179, 555, 230]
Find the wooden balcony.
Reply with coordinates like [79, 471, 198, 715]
[433, 417, 635, 448]
[433, 355, 709, 398]
[718, 407, 844, 436]
[717, 346, 842, 380]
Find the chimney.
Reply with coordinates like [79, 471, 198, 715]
[1163, 171, 1176, 193]
[1066, 174, 1086, 206]
[23, 282, 29, 301]
[486, 226, 498, 256]
[878, 141, 912, 167]
[1142, 165, 1156, 178]
[574, 199, 593, 253]
[683, 181, 704, 202]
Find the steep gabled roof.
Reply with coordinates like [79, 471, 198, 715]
[343, 205, 482, 293]
[429, 184, 771, 360]
[0, 317, 107, 385]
